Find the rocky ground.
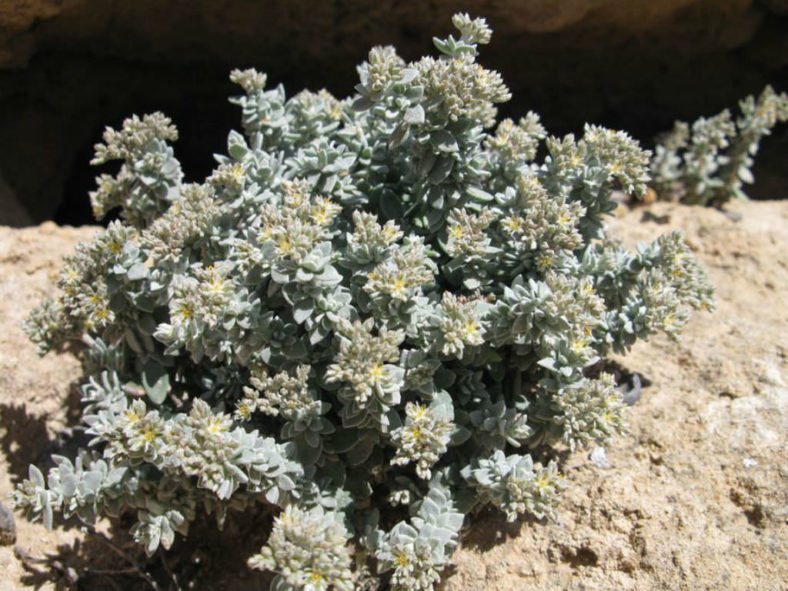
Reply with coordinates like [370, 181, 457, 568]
[0, 200, 786, 590]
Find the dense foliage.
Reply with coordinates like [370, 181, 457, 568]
[13, 14, 713, 590]
[652, 85, 788, 207]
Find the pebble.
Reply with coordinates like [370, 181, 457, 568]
[590, 446, 611, 469]
[760, 364, 785, 387]
[0, 501, 16, 545]
[619, 373, 643, 406]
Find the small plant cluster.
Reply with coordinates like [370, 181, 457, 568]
[651, 85, 788, 207]
[13, 14, 713, 591]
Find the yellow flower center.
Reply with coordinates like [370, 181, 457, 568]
[177, 304, 194, 320]
[208, 278, 226, 294]
[208, 418, 226, 434]
[537, 255, 555, 270]
[463, 321, 479, 339]
[571, 339, 587, 353]
[278, 237, 294, 254]
[371, 365, 385, 380]
[449, 225, 464, 239]
[382, 226, 398, 242]
[256, 227, 270, 243]
[503, 216, 523, 233]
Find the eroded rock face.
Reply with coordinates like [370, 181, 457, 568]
[0, 174, 32, 227]
[0, 0, 786, 225]
[0, 0, 765, 67]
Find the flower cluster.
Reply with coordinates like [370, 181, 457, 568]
[248, 505, 354, 591]
[375, 487, 463, 591]
[462, 451, 564, 522]
[89, 112, 182, 226]
[16, 13, 713, 591]
[390, 401, 455, 479]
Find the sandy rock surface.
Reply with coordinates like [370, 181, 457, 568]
[0, 223, 94, 590]
[0, 201, 786, 590]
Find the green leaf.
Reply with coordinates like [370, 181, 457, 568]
[404, 105, 425, 125]
[327, 428, 366, 453]
[124, 328, 143, 353]
[344, 434, 376, 467]
[389, 123, 410, 150]
[293, 300, 313, 324]
[227, 130, 248, 159]
[379, 192, 404, 219]
[429, 157, 454, 184]
[431, 129, 459, 153]
[737, 165, 754, 185]
[417, 152, 437, 178]
[127, 263, 149, 281]
[463, 277, 481, 290]
[466, 186, 494, 202]
[432, 37, 451, 55]
[352, 96, 374, 111]
[397, 68, 419, 85]
[141, 362, 170, 405]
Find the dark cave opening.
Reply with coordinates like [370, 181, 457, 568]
[0, 3, 785, 227]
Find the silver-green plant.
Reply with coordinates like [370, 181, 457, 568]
[651, 85, 788, 207]
[14, 14, 713, 590]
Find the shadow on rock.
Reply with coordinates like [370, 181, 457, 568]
[0, 379, 88, 484]
[14, 506, 278, 591]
